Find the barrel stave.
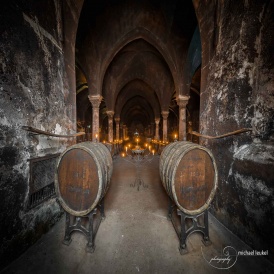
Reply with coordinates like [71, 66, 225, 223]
[159, 141, 217, 215]
[55, 141, 112, 216]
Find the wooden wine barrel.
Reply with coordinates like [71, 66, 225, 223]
[159, 141, 218, 215]
[103, 142, 114, 157]
[55, 141, 113, 216]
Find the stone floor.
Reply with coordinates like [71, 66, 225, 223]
[2, 156, 274, 274]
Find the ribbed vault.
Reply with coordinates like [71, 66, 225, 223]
[76, 0, 197, 139]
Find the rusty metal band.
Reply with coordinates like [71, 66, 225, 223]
[190, 128, 252, 139]
[55, 142, 112, 216]
[171, 143, 218, 215]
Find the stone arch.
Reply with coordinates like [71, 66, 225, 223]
[114, 83, 160, 119]
[98, 27, 178, 97]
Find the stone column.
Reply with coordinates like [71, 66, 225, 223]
[162, 111, 169, 141]
[120, 122, 123, 140]
[114, 117, 120, 140]
[123, 124, 126, 140]
[106, 110, 114, 143]
[155, 118, 160, 140]
[88, 95, 102, 141]
[151, 122, 154, 138]
[177, 95, 189, 141]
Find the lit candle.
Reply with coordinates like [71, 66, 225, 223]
[95, 134, 98, 139]
[122, 153, 125, 157]
[175, 134, 177, 139]
[125, 146, 127, 152]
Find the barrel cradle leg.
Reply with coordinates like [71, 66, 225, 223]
[177, 209, 212, 255]
[62, 212, 72, 246]
[177, 210, 188, 255]
[62, 213, 86, 247]
[86, 209, 97, 253]
[201, 209, 212, 246]
[98, 198, 105, 220]
[167, 196, 174, 220]
[62, 209, 99, 253]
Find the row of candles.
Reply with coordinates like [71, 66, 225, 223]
[102, 139, 123, 144]
[100, 138, 172, 146]
[123, 143, 156, 155]
[94, 133, 178, 144]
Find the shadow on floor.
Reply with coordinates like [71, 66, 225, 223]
[1, 156, 274, 274]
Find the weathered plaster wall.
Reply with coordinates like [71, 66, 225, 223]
[0, 0, 83, 269]
[195, 0, 274, 261]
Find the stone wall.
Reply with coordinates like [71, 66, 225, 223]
[195, 0, 274, 261]
[0, 0, 83, 269]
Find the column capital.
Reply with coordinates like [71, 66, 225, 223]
[155, 118, 160, 124]
[106, 110, 115, 118]
[114, 117, 120, 123]
[176, 95, 190, 108]
[88, 95, 103, 108]
[161, 110, 169, 119]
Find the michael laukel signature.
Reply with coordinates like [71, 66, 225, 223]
[201, 246, 238, 270]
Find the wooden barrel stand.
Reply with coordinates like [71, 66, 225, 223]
[160, 141, 218, 254]
[55, 141, 112, 252]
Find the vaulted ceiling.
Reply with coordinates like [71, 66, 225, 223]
[75, 0, 197, 132]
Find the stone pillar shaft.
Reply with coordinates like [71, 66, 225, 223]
[162, 111, 169, 141]
[155, 118, 160, 140]
[151, 122, 154, 137]
[88, 95, 102, 141]
[177, 95, 189, 141]
[115, 117, 120, 140]
[120, 123, 123, 140]
[106, 110, 114, 143]
[123, 125, 126, 140]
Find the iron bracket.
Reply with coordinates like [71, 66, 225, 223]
[168, 197, 211, 254]
[62, 198, 105, 253]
